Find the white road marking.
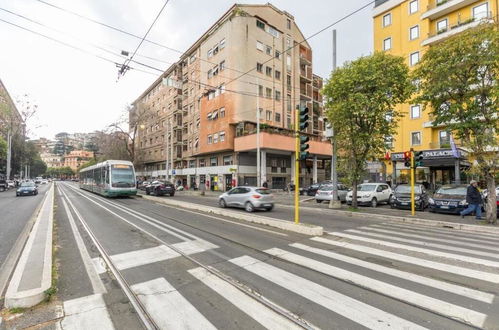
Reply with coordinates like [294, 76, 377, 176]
[290, 243, 494, 303]
[346, 228, 499, 257]
[62, 294, 114, 330]
[110, 245, 180, 270]
[266, 247, 487, 328]
[92, 257, 107, 275]
[188, 267, 303, 330]
[312, 237, 499, 283]
[131, 277, 216, 330]
[171, 240, 218, 255]
[230, 255, 428, 330]
[329, 231, 499, 268]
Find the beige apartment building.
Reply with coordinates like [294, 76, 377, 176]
[132, 3, 331, 191]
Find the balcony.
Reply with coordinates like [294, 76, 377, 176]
[300, 83, 312, 100]
[300, 65, 312, 82]
[422, 13, 494, 46]
[422, 0, 478, 20]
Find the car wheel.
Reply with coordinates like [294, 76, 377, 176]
[371, 198, 378, 208]
[316, 199, 322, 203]
[145, 189, 150, 195]
[219, 199, 227, 208]
[245, 202, 254, 212]
[265, 205, 274, 211]
[170, 192, 175, 197]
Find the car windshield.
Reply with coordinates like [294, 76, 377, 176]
[319, 185, 335, 191]
[395, 185, 421, 194]
[256, 188, 271, 195]
[436, 186, 467, 195]
[357, 185, 376, 192]
[21, 182, 35, 187]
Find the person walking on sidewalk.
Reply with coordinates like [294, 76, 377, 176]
[460, 180, 483, 220]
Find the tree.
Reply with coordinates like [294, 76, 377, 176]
[413, 23, 498, 223]
[322, 52, 414, 208]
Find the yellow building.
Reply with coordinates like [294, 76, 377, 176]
[373, 0, 497, 187]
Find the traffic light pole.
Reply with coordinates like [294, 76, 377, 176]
[294, 107, 300, 224]
[410, 148, 415, 216]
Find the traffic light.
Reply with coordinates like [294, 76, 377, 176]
[403, 151, 412, 168]
[299, 135, 310, 160]
[415, 150, 424, 167]
[299, 107, 309, 131]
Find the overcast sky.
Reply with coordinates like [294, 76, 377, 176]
[0, 0, 373, 140]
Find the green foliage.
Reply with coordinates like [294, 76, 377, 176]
[413, 22, 498, 222]
[322, 51, 414, 207]
[0, 135, 6, 160]
[45, 166, 74, 178]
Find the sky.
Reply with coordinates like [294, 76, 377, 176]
[0, 0, 374, 140]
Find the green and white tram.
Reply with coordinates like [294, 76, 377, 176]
[79, 160, 137, 197]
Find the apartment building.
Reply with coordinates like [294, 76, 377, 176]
[373, 0, 497, 186]
[63, 150, 93, 171]
[132, 3, 331, 191]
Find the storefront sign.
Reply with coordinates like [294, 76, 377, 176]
[391, 149, 466, 161]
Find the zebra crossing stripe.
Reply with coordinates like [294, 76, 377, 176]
[110, 245, 180, 270]
[131, 278, 216, 330]
[265, 248, 487, 328]
[329, 231, 499, 268]
[230, 255, 428, 330]
[188, 267, 304, 330]
[290, 243, 494, 303]
[311, 237, 499, 283]
[62, 294, 114, 330]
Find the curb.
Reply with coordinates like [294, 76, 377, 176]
[139, 194, 323, 236]
[277, 203, 499, 234]
[4, 184, 55, 308]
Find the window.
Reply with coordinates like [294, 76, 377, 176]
[286, 55, 291, 71]
[199, 159, 205, 167]
[275, 50, 281, 60]
[266, 110, 272, 121]
[189, 160, 196, 168]
[383, 13, 391, 27]
[410, 51, 419, 66]
[207, 135, 212, 144]
[256, 20, 265, 30]
[410, 25, 419, 40]
[267, 26, 279, 38]
[219, 38, 226, 49]
[220, 60, 225, 71]
[213, 133, 218, 144]
[189, 55, 196, 64]
[437, 19, 448, 32]
[275, 112, 281, 122]
[258, 85, 264, 96]
[411, 132, 421, 146]
[275, 70, 281, 80]
[256, 41, 264, 51]
[219, 131, 225, 142]
[265, 88, 272, 98]
[257, 62, 263, 73]
[275, 90, 281, 101]
[287, 19, 291, 29]
[210, 157, 218, 166]
[410, 105, 421, 118]
[473, 3, 488, 20]
[409, 0, 418, 14]
[212, 44, 219, 56]
[207, 69, 213, 79]
[212, 65, 219, 76]
[208, 49, 213, 58]
[220, 107, 225, 118]
[266, 45, 272, 55]
[220, 84, 225, 94]
[223, 155, 232, 165]
[385, 136, 393, 148]
[383, 37, 392, 50]
[439, 130, 450, 146]
[266, 66, 272, 76]
[212, 110, 219, 120]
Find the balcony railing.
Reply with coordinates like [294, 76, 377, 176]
[422, 0, 478, 20]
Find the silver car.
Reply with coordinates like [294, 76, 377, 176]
[315, 184, 349, 203]
[219, 186, 275, 212]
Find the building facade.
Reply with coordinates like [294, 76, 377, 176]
[132, 3, 332, 191]
[373, 0, 497, 187]
[63, 150, 93, 171]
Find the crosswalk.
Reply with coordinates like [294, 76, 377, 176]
[63, 222, 499, 329]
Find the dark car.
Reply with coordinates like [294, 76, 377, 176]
[0, 179, 7, 192]
[301, 180, 334, 196]
[16, 182, 38, 196]
[428, 184, 469, 214]
[145, 180, 175, 196]
[390, 184, 429, 211]
[138, 181, 150, 191]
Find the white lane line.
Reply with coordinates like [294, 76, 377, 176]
[110, 245, 180, 270]
[346, 228, 499, 258]
[371, 224, 499, 246]
[230, 255, 428, 330]
[61, 197, 107, 294]
[92, 257, 107, 275]
[266, 248, 487, 328]
[131, 277, 216, 330]
[328, 231, 499, 268]
[171, 240, 218, 255]
[61, 294, 114, 330]
[188, 267, 303, 330]
[290, 243, 494, 304]
[312, 237, 499, 284]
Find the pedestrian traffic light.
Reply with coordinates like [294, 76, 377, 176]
[415, 150, 424, 167]
[299, 135, 310, 160]
[299, 107, 309, 131]
[403, 151, 411, 168]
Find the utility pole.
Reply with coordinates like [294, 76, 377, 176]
[410, 148, 415, 216]
[329, 29, 341, 209]
[294, 106, 300, 224]
[256, 78, 261, 187]
[6, 130, 12, 179]
[165, 118, 169, 181]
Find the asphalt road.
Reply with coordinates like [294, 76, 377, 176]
[38, 181, 499, 330]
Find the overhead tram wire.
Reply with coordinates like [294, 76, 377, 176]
[117, 0, 171, 79]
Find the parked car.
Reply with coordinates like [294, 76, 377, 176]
[138, 181, 150, 190]
[315, 184, 349, 203]
[390, 184, 429, 211]
[428, 184, 469, 214]
[346, 183, 392, 207]
[301, 180, 332, 196]
[219, 186, 274, 212]
[0, 179, 8, 191]
[145, 181, 175, 196]
[6, 180, 15, 189]
[16, 182, 38, 196]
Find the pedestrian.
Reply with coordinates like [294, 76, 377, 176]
[460, 180, 483, 220]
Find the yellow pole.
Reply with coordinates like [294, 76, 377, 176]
[294, 107, 300, 224]
[410, 149, 415, 216]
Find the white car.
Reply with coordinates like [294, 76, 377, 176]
[41, 179, 48, 184]
[346, 183, 392, 207]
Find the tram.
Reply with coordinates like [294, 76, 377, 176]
[79, 160, 137, 197]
